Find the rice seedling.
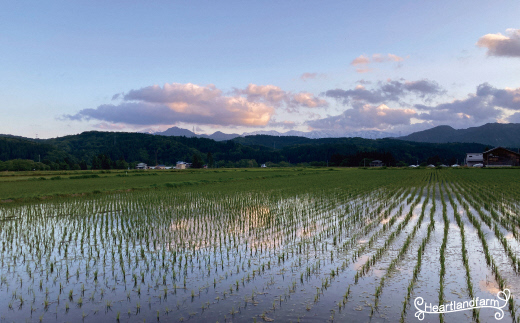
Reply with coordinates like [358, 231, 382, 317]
[1, 168, 519, 321]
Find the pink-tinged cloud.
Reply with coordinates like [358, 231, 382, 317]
[300, 72, 326, 81]
[351, 55, 370, 66]
[477, 28, 520, 57]
[234, 83, 327, 110]
[350, 53, 407, 73]
[236, 84, 287, 106]
[65, 82, 326, 127]
[355, 68, 373, 73]
[66, 83, 275, 127]
[387, 54, 405, 62]
[292, 92, 328, 108]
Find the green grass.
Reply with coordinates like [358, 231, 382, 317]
[0, 167, 419, 201]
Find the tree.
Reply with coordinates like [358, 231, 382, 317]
[100, 154, 112, 170]
[116, 157, 129, 169]
[79, 160, 88, 170]
[207, 152, 214, 168]
[92, 155, 102, 170]
[359, 158, 372, 167]
[397, 160, 408, 167]
[191, 153, 204, 168]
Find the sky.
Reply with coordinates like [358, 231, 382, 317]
[1, 1, 520, 138]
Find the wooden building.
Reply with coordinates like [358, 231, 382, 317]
[483, 147, 520, 167]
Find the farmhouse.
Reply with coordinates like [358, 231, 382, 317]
[176, 161, 186, 169]
[465, 153, 483, 167]
[370, 160, 384, 167]
[136, 162, 147, 169]
[483, 147, 520, 167]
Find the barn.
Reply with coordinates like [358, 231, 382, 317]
[483, 147, 520, 167]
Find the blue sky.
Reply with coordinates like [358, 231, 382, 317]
[1, 1, 519, 138]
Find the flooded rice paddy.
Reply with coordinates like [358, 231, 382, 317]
[1, 170, 519, 322]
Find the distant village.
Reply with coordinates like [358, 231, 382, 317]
[135, 161, 267, 170]
[136, 161, 193, 170]
[391, 147, 520, 168]
[133, 147, 520, 169]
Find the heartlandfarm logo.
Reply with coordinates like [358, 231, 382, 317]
[414, 289, 511, 320]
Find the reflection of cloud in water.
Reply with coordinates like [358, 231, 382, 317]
[380, 217, 391, 225]
[479, 280, 500, 295]
[505, 233, 514, 240]
[353, 255, 369, 271]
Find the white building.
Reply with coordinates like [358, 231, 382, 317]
[136, 163, 147, 169]
[466, 153, 483, 167]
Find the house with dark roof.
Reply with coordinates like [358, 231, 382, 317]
[483, 147, 520, 167]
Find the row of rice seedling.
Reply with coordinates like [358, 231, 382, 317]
[399, 183, 436, 322]
[1, 169, 519, 322]
[447, 180, 518, 322]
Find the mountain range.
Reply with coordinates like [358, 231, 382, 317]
[154, 123, 520, 148]
[153, 127, 396, 141]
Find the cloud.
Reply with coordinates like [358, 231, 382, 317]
[323, 79, 444, 104]
[355, 67, 373, 74]
[93, 122, 128, 130]
[234, 84, 327, 110]
[475, 83, 520, 110]
[350, 53, 407, 73]
[415, 83, 520, 127]
[314, 82, 520, 132]
[268, 119, 297, 129]
[307, 104, 417, 130]
[300, 72, 325, 81]
[66, 83, 275, 127]
[477, 28, 520, 57]
[65, 82, 326, 127]
[351, 55, 371, 66]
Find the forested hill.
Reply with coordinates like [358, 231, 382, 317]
[0, 131, 489, 170]
[398, 123, 520, 147]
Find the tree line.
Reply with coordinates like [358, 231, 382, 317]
[0, 131, 489, 170]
